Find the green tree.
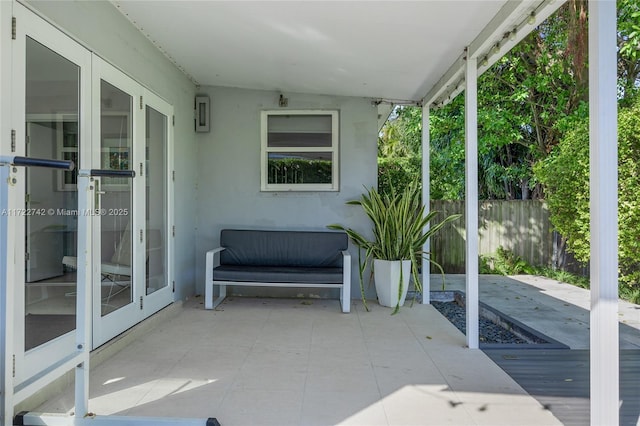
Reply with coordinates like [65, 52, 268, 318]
[618, 0, 640, 104]
[534, 98, 640, 289]
[377, 106, 424, 196]
[379, 0, 640, 202]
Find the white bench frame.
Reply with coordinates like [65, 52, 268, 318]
[205, 247, 351, 313]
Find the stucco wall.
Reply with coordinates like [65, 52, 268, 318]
[25, 0, 198, 300]
[195, 86, 378, 298]
[19, 1, 380, 302]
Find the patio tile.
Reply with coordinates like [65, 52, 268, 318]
[242, 346, 309, 370]
[254, 326, 313, 351]
[300, 391, 387, 426]
[124, 384, 227, 418]
[216, 389, 303, 426]
[32, 296, 563, 425]
[232, 365, 307, 392]
[379, 384, 474, 426]
[305, 365, 379, 393]
[372, 364, 447, 396]
[307, 345, 370, 370]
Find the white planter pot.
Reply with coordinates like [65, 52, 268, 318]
[373, 259, 411, 308]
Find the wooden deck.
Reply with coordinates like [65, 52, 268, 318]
[484, 349, 640, 425]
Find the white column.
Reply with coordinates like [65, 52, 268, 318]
[74, 174, 94, 418]
[465, 56, 479, 349]
[589, 1, 619, 424]
[421, 104, 431, 304]
[0, 165, 13, 426]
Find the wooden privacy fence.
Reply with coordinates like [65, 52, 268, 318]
[429, 200, 554, 273]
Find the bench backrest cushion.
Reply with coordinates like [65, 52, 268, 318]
[219, 229, 347, 268]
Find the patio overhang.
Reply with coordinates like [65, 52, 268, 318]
[111, 0, 565, 106]
[99, 1, 623, 424]
[1, 0, 621, 425]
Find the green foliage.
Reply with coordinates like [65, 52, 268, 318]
[378, 106, 423, 158]
[480, 248, 593, 290]
[377, 156, 422, 196]
[618, 0, 640, 104]
[378, 2, 640, 202]
[268, 158, 331, 184]
[620, 287, 640, 305]
[480, 246, 536, 275]
[429, 97, 466, 200]
[377, 106, 424, 197]
[534, 97, 640, 291]
[328, 181, 461, 313]
[535, 267, 590, 289]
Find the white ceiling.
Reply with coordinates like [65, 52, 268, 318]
[112, 1, 525, 103]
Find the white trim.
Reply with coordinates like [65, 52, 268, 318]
[10, 0, 92, 397]
[91, 56, 141, 348]
[464, 56, 479, 350]
[588, 1, 619, 424]
[140, 89, 175, 314]
[0, 0, 14, 422]
[421, 104, 430, 304]
[260, 110, 339, 192]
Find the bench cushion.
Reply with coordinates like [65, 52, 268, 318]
[219, 229, 347, 268]
[213, 265, 343, 284]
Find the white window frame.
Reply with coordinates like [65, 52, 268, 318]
[260, 110, 339, 191]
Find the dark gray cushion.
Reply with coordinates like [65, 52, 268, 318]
[219, 229, 347, 268]
[213, 265, 343, 284]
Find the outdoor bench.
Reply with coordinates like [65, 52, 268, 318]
[205, 229, 351, 313]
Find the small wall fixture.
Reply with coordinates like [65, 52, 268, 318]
[279, 94, 288, 107]
[194, 95, 210, 132]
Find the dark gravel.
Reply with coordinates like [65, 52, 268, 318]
[432, 300, 534, 344]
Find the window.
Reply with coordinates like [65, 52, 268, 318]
[261, 110, 339, 191]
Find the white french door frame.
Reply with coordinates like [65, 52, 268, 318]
[140, 90, 175, 318]
[91, 57, 174, 348]
[10, 2, 92, 391]
[90, 57, 144, 348]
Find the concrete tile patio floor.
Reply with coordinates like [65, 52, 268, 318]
[35, 292, 562, 426]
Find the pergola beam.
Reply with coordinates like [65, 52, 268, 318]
[423, 0, 566, 108]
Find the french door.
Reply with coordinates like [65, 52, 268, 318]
[10, 3, 174, 387]
[11, 3, 91, 384]
[91, 58, 174, 347]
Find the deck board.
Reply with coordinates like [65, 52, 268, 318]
[484, 349, 640, 425]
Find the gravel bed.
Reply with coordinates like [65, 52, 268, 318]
[432, 300, 533, 344]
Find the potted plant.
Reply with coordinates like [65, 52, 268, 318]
[328, 181, 460, 313]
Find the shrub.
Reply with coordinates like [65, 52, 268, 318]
[534, 97, 640, 291]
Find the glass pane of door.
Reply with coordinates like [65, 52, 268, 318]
[145, 106, 167, 295]
[24, 36, 79, 351]
[99, 80, 133, 316]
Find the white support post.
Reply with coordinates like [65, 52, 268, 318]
[464, 55, 479, 349]
[421, 104, 430, 304]
[589, 1, 619, 424]
[74, 174, 94, 418]
[0, 165, 14, 426]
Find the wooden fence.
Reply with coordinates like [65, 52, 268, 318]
[430, 200, 554, 273]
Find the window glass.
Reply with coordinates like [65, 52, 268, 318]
[262, 111, 338, 191]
